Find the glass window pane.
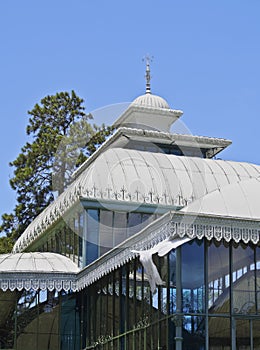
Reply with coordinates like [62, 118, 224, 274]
[209, 316, 231, 349]
[75, 213, 83, 268]
[168, 250, 177, 314]
[113, 212, 127, 246]
[38, 297, 59, 350]
[16, 290, 38, 350]
[232, 243, 255, 314]
[256, 245, 260, 313]
[0, 290, 16, 349]
[127, 212, 142, 237]
[253, 319, 260, 348]
[236, 319, 251, 349]
[60, 292, 80, 350]
[183, 315, 206, 350]
[182, 239, 205, 313]
[99, 210, 113, 255]
[208, 240, 230, 314]
[86, 209, 99, 265]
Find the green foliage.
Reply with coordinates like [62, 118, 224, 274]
[0, 235, 13, 253]
[86, 123, 115, 155]
[0, 91, 112, 246]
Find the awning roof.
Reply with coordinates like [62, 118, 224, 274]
[0, 252, 79, 273]
[0, 252, 79, 292]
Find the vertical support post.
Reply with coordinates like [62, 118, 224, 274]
[254, 247, 258, 313]
[250, 319, 253, 350]
[80, 290, 84, 350]
[82, 210, 87, 267]
[166, 254, 170, 350]
[231, 317, 236, 350]
[175, 247, 183, 350]
[112, 271, 116, 340]
[230, 244, 236, 350]
[14, 291, 18, 350]
[36, 291, 39, 350]
[133, 259, 137, 350]
[205, 240, 209, 350]
[58, 292, 62, 350]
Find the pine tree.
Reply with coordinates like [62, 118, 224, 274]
[0, 91, 113, 252]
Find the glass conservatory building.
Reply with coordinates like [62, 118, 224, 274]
[1, 71, 260, 349]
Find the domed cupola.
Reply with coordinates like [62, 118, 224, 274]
[131, 93, 170, 109]
[113, 57, 183, 132]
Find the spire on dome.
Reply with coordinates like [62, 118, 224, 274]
[143, 55, 153, 94]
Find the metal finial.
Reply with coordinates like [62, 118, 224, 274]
[143, 55, 153, 94]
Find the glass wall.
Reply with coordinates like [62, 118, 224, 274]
[79, 238, 260, 350]
[0, 289, 80, 350]
[81, 258, 172, 349]
[86, 209, 158, 264]
[38, 207, 160, 268]
[181, 240, 205, 349]
[40, 212, 84, 268]
[2, 238, 260, 349]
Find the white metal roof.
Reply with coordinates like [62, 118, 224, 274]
[74, 149, 260, 206]
[13, 148, 260, 253]
[0, 252, 79, 273]
[73, 127, 231, 178]
[0, 252, 79, 292]
[181, 177, 260, 220]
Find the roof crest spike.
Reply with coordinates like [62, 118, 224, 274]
[143, 54, 153, 94]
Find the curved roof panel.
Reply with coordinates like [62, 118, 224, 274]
[181, 177, 260, 220]
[0, 252, 79, 292]
[13, 148, 260, 252]
[0, 252, 79, 273]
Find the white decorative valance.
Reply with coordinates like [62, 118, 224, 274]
[0, 273, 78, 292]
[171, 212, 260, 244]
[0, 252, 79, 292]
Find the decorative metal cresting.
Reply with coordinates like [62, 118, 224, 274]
[81, 184, 192, 206]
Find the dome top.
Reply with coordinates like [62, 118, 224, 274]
[130, 56, 170, 110]
[131, 93, 170, 109]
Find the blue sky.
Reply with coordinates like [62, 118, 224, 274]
[1, 0, 260, 220]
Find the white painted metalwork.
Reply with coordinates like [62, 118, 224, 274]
[181, 177, 260, 219]
[0, 252, 79, 292]
[13, 147, 260, 253]
[77, 211, 260, 290]
[2, 209, 260, 292]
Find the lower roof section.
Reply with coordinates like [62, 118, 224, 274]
[0, 252, 79, 292]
